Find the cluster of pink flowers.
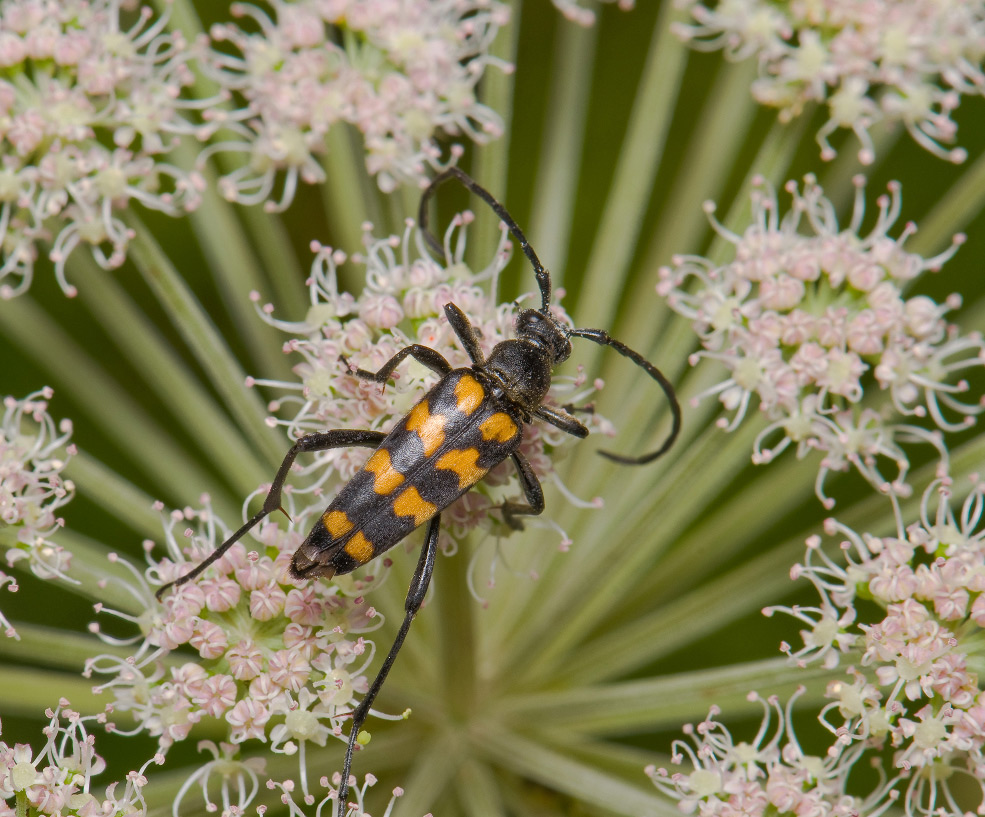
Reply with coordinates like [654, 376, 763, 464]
[0, 0, 518, 299]
[0, 699, 160, 817]
[762, 475, 985, 815]
[200, 0, 510, 203]
[658, 175, 983, 506]
[648, 690, 899, 817]
[673, 0, 985, 164]
[0, 0, 205, 297]
[0, 387, 76, 612]
[87, 495, 384, 808]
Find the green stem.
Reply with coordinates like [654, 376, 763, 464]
[709, 114, 811, 264]
[455, 759, 505, 817]
[321, 125, 380, 263]
[475, 727, 674, 817]
[51, 528, 155, 614]
[125, 219, 285, 467]
[0, 665, 99, 715]
[392, 732, 463, 817]
[501, 416, 761, 683]
[909, 147, 985, 257]
[526, 20, 598, 286]
[63, 451, 183, 538]
[498, 658, 829, 733]
[439, 543, 477, 719]
[570, 0, 689, 331]
[70, 253, 270, 497]
[177, 140, 298, 379]
[0, 297, 225, 504]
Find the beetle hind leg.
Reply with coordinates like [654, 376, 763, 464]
[155, 429, 385, 600]
[335, 513, 441, 816]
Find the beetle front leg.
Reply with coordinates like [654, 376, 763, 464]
[341, 344, 452, 385]
[443, 302, 485, 366]
[497, 451, 545, 530]
[534, 404, 589, 439]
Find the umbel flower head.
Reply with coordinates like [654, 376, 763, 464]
[649, 690, 901, 817]
[0, 698, 161, 817]
[673, 0, 985, 164]
[87, 494, 383, 813]
[763, 474, 985, 816]
[658, 175, 983, 507]
[0, 0, 205, 298]
[86, 213, 610, 814]
[199, 0, 510, 205]
[0, 387, 76, 627]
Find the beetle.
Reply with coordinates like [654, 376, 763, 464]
[156, 167, 681, 816]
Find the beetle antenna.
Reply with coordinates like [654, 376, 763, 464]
[569, 327, 681, 465]
[419, 167, 552, 312]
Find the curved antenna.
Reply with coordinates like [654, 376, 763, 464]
[569, 327, 682, 465]
[418, 167, 552, 312]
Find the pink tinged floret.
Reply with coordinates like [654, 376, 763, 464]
[284, 587, 323, 625]
[159, 616, 195, 650]
[249, 585, 287, 620]
[8, 110, 46, 155]
[190, 619, 228, 659]
[846, 310, 886, 355]
[358, 293, 404, 329]
[192, 675, 237, 717]
[970, 594, 985, 627]
[225, 699, 270, 743]
[200, 575, 241, 611]
[235, 559, 276, 591]
[282, 623, 317, 657]
[868, 563, 917, 602]
[269, 649, 311, 692]
[248, 674, 281, 704]
[759, 273, 804, 310]
[212, 541, 249, 575]
[227, 639, 264, 680]
[171, 663, 207, 698]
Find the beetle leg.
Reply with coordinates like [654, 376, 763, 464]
[341, 344, 452, 385]
[443, 302, 485, 366]
[534, 404, 589, 438]
[497, 451, 546, 530]
[155, 429, 387, 600]
[336, 513, 441, 817]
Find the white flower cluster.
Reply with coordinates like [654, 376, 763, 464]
[200, 0, 510, 202]
[658, 175, 983, 505]
[0, 0, 205, 297]
[673, 0, 985, 163]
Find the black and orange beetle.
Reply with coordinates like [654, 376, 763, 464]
[157, 168, 681, 816]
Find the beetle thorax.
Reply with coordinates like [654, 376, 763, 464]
[485, 338, 554, 411]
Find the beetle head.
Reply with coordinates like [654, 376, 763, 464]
[515, 308, 571, 364]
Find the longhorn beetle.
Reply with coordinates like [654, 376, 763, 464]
[156, 167, 681, 816]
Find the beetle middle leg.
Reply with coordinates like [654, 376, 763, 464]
[335, 513, 441, 817]
[155, 429, 386, 600]
[496, 451, 545, 530]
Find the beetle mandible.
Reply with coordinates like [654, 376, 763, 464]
[156, 167, 682, 816]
